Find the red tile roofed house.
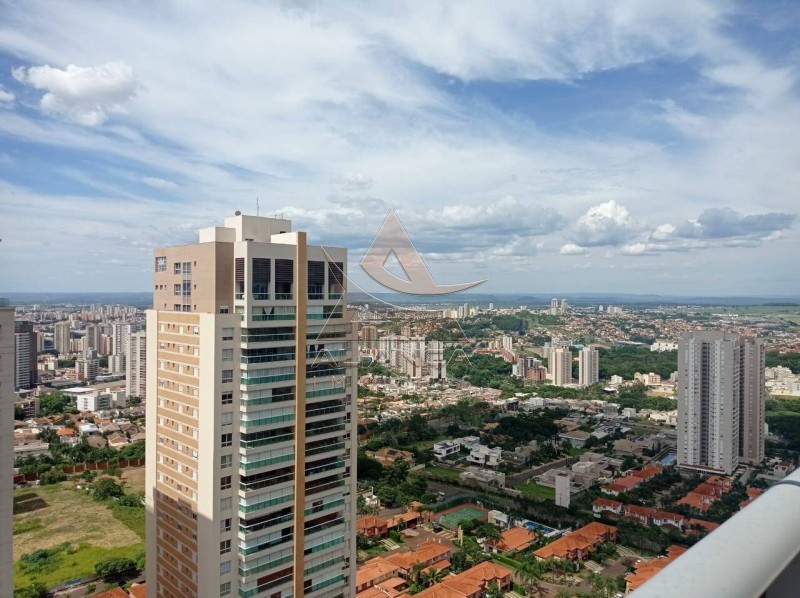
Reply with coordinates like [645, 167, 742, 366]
[494, 526, 537, 553]
[592, 498, 623, 518]
[601, 475, 642, 496]
[384, 541, 452, 576]
[373, 447, 416, 466]
[91, 588, 129, 598]
[387, 510, 421, 530]
[650, 510, 687, 531]
[622, 504, 654, 526]
[356, 557, 402, 594]
[687, 518, 720, 536]
[630, 465, 663, 481]
[128, 583, 147, 598]
[358, 515, 389, 538]
[739, 487, 764, 508]
[676, 491, 715, 512]
[413, 561, 513, 598]
[626, 545, 688, 593]
[533, 522, 616, 561]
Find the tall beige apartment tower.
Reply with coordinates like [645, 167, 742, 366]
[677, 331, 765, 475]
[578, 347, 599, 387]
[550, 347, 572, 386]
[146, 214, 357, 598]
[0, 301, 15, 598]
[127, 331, 147, 400]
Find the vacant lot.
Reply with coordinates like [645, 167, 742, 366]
[516, 481, 556, 500]
[13, 480, 145, 589]
[418, 466, 462, 480]
[121, 466, 146, 493]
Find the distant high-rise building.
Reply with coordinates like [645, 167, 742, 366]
[550, 297, 559, 316]
[109, 353, 126, 375]
[677, 331, 766, 475]
[502, 335, 514, 351]
[14, 321, 37, 390]
[84, 324, 100, 352]
[488, 302, 494, 310]
[126, 331, 147, 400]
[76, 349, 99, 382]
[560, 298, 569, 315]
[112, 322, 132, 356]
[457, 302, 470, 319]
[146, 214, 356, 597]
[578, 347, 599, 387]
[551, 347, 572, 386]
[361, 324, 378, 343]
[54, 321, 71, 354]
[0, 301, 14, 598]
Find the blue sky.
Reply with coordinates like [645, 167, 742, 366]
[0, 1, 798, 295]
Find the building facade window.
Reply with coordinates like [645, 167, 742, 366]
[220, 539, 231, 554]
[221, 391, 233, 405]
[221, 454, 233, 469]
[221, 348, 233, 361]
[221, 412, 233, 426]
[220, 518, 232, 532]
[155, 256, 167, 272]
[220, 561, 231, 576]
[220, 582, 232, 597]
[220, 476, 232, 490]
[222, 327, 234, 341]
[221, 433, 232, 448]
[221, 369, 233, 383]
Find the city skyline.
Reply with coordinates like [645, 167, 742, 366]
[0, 2, 799, 295]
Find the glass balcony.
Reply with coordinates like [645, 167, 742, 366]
[304, 497, 345, 517]
[275, 293, 293, 300]
[241, 332, 295, 343]
[307, 367, 346, 379]
[240, 413, 295, 429]
[241, 353, 295, 364]
[251, 293, 270, 300]
[239, 453, 295, 471]
[239, 512, 293, 536]
[305, 442, 345, 458]
[239, 431, 294, 450]
[306, 405, 345, 418]
[239, 573, 293, 598]
[307, 573, 345, 593]
[240, 471, 294, 493]
[252, 313, 295, 321]
[238, 492, 293, 514]
[304, 517, 345, 538]
[306, 387, 346, 399]
[306, 423, 346, 438]
[241, 373, 295, 386]
[240, 393, 294, 407]
[238, 552, 292, 578]
[305, 460, 345, 478]
[305, 478, 345, 497]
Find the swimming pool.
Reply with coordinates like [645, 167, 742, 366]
[660, 453, 677, 465]
[524, 520, 557, 535]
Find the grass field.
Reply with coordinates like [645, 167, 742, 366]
[13, 479, 145, 590]
[121, 466, 146, 493]
[420, 466, 462, 480]
[516, 481, 556, 500]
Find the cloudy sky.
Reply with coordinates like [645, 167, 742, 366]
[0, 1, 798, 296]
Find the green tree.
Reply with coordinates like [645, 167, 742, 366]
[39, 391, 70, 415]
[92, 477, 125, 500]
[14, 583, 50, 598]
[94, 556, 137, 582]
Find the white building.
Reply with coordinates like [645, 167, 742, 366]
[550, 347, 572, 386]
[126, 331, 147, 400]
[112, 322, 132, 357]
[467, 445, 502, 468]
[555, 471, 571, 507]
[651, 340, 678, 352]
[71, 389, 113, 412]
[677, 331, 766, 475]
[432, 440, 461, 460]
[578, 347, 599, 387]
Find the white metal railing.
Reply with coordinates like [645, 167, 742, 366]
[633, 468, 800, 597]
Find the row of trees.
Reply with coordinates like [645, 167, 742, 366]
[15, 438, 145, 474]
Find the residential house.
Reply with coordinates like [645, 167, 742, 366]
[558, 430, 591, 448]
[383, 541, 452, 576]
[494, 526, 537, 553]
[626, 545, 688, 593]
[357, 516, 389, 538]
[411, 561, 513, 598]
[592, 498, 623, 518]
[356, 558, 402, 595]
[533, 522, 617, 561]
[373, 447, 415, 467]
[466, 445, 502, 468]
[433, 440, 461, 460]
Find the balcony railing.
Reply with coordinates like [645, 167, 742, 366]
[241, 373, 295, 386]
[633, 468, 800, 597]
[251, 313, 295, 321]
[275, 293, 293, 300]
[241, 353, 295, 364]
[239, 512, 293, 535]
[306, 387, 346, 399]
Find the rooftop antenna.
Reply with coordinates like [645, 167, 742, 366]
[256, 197, 260, 216]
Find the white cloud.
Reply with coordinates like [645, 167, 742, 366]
[12, 61, 138, 125]
[0, 85, 14, 106]
[142, 176, 177, 189]
[571, 200, 640, 247]
[560, 243, 587, 255]
[330, 172, 374, 191]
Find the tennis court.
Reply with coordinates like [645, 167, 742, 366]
[437, 505, 489, 530]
